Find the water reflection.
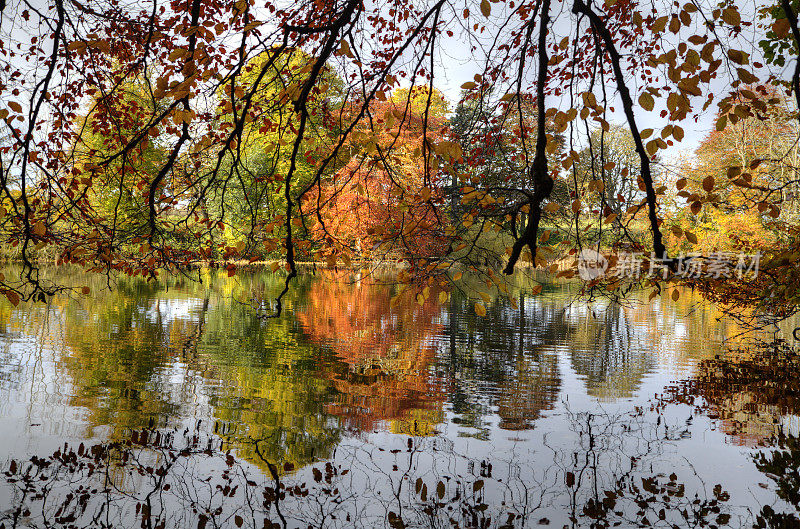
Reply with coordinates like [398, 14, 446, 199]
[438, 290, 562, 432]
[297, 274, 446, 435]
[662, 340, 800, 445]
[0, 267, 797, 526]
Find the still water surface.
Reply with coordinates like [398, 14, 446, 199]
[0, 268, 797, 527]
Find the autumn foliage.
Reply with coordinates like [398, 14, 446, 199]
[0, 0, 797, 315]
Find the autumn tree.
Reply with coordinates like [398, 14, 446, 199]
[306, 86, 451, 265]
[0, 0, 797, 314]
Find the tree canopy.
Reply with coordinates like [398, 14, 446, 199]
[0, 0, 798, 316]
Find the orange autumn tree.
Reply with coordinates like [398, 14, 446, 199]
[305, 86, 452, 265]
[296, 271, 446, 433]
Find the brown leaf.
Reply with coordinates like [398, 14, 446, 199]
[5, 291, 19, 307]
[639, 92, 655, 111]
[773, 19, 790, 38]
[727, 49, 749, 65]
[721, 7, 741, 26]
[737, 68, 759, 84]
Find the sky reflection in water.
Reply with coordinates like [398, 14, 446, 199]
[0, 268, 798, 527]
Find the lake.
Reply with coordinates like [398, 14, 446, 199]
[0, 267, 797, 528]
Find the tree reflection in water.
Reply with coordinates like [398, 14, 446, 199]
[661, 339, 800, 527]
[1, 403, 740, 529]
[297, 272, 447, 436]
[0, 269, 797, 527]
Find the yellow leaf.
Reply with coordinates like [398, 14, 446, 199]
[474, 302, 486, 317]
[439, 291, 448, 303]
[453, 271, 463, 281]
[479, 291, 491, 303]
